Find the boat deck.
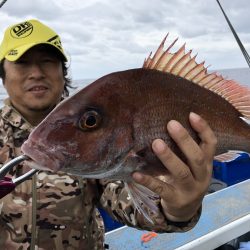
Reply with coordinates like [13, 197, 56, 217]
[105, 179, 250, 250]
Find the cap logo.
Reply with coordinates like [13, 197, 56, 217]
[8, 49, 18, 56]
[10, 21, 33, 39]
[47, 35, 63, 50]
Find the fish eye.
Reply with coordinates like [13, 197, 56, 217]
[78, 110, 102, 131]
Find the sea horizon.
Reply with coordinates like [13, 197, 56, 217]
[0, 67, 249, 107]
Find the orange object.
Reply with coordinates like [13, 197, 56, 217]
[141, 232, 158, 243]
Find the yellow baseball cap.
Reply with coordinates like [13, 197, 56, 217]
[0, 19, 67, 62]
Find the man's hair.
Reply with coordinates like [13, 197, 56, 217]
[0, 45, 73, 97]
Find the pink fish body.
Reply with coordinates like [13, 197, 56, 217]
[21, 35, 250, 220]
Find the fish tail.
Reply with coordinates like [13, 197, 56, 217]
[125, 182, 159, 224]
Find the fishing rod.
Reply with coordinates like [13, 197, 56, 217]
[216, 0, 250, 68]
[0, 0, 7, 8]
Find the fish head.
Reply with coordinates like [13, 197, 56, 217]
[21, 71, 136, 177]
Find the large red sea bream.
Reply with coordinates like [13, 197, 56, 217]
[21, 35, 250, 220]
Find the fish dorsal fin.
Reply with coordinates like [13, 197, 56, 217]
[143, 34, 250, 119]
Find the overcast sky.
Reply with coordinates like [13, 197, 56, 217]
[0, 0, 250, 80]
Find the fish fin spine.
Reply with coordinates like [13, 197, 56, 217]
[143, 36, 250, 119]
[125, 182, 159, 224]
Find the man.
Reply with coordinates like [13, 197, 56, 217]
[0, 19, 216, 249]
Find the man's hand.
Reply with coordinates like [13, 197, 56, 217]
[132, 112, 217, 222]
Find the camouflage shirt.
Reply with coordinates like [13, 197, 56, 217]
[0, 100, 201, 250]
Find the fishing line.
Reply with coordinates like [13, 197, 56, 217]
[0, 0, 7, 9]
[216, 0, 250, 68]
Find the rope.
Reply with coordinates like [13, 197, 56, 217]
[216, 0, 250, 68]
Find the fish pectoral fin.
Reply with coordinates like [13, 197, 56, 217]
[125, 181, 159, 224]
[214, 150, 250, 162]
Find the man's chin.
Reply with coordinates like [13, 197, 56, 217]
[28, 103, 56, 113]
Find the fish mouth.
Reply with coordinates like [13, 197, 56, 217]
[23, 148, 68, 172]
[21, 139, 74, 172]
[25, 159, 52, 172]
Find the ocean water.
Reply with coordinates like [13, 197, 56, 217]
[0, 67, 249, 106]
[0, 84, 7, 105]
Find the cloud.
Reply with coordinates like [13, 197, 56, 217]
[0, 0, 249, 80]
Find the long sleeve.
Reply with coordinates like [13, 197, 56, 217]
[98, 180, 201, 233]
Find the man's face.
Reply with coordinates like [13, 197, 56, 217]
[3, 45, 65, 115]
